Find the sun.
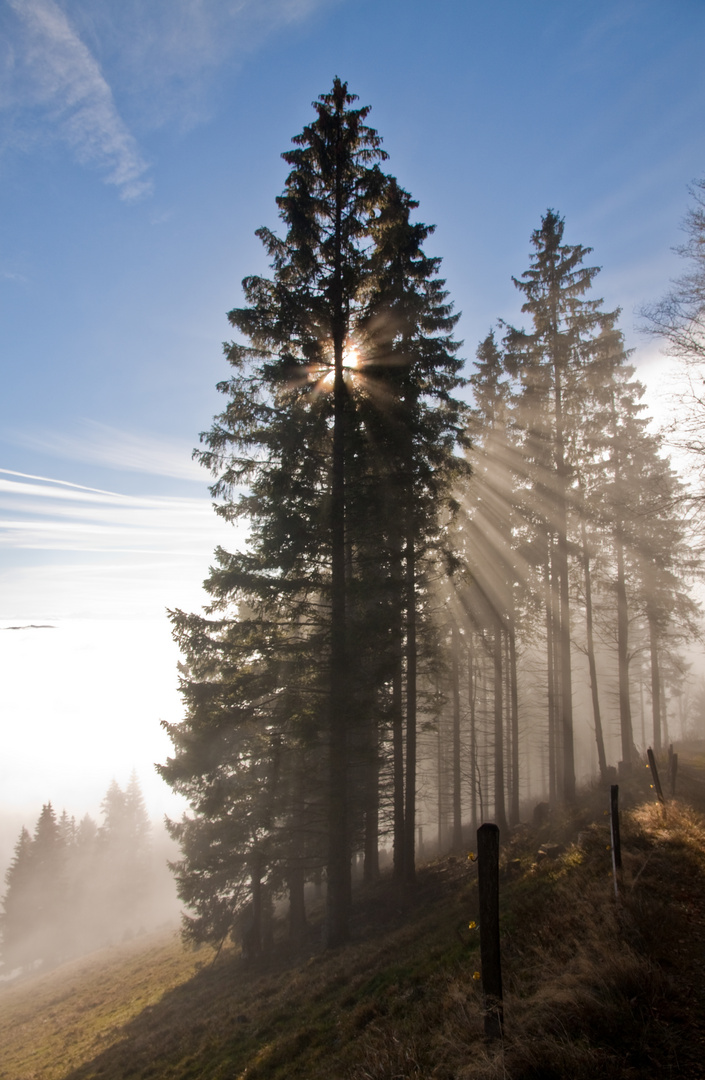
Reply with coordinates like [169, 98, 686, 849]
[306, 341, 363, 394]
[343, 344, 360, 369]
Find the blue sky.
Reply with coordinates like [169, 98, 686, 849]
[1, 0, 704, 854]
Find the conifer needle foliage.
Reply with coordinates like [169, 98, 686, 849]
[158, 79, 468, 952]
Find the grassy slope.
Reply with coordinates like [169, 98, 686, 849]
[3, 766, 705, 1080]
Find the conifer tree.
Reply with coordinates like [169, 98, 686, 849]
[459, 330, 517, 830]
[505, 210, 618, 801]
[160, 81, 468, 949]
[0, 827, 33, 972]
[359, 175, 468, 881]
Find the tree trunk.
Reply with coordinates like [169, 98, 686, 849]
[553, 349, 576, 803]
[661, 670, 670, 748]
[610, 388, 635, 770]
[288, 752, 308, 945]
[468, 642, 478, 832]
[493, 622, 508, 832]
[508, 622, 520, 826]
[363, 716, 380, 883]
[580, 517, 608, 780]
[452, 623, 463, 851]
[615, 528, 635, 766]
[403, 524, 417, 885]
[647, 604, 662, 754]
[544, 544, 558, 805]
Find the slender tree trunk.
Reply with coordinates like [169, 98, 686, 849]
[504, 630, 512, 823]
[452, 623, 463, 851]
[508, 622, 520, 825]
[437, 684, 443, 853]
[610, 388, 635, 770]
[403, 524, 417, 885]
[468, 643, 478, 833]
[481, 657, 489, 821]
[493, 622, 508, 833]
[580, 517, 608, 780]
[391, 610, 405, 883]
[553, 358, 576, 803]
[288, 751, 308, 945]
[615, 529, 635, 766]
[248, 860, 263, 962]
[387, 495, 406, 883]
[661, 681, 670, 747]
[544, 546, 557, 805]
[363, 717, 380, 883]
[647, 605, 662, 754]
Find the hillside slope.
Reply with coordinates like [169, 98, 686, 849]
[3, 768, 705, 1079]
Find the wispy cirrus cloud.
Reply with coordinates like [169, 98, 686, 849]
[0, 468, 235, 557]
[64, 0, 336, 130]
[11, 421, 207, 483]
[0, 466, 243, 625]
[0, 0, 336, 187]
[4, 0, 151, 199]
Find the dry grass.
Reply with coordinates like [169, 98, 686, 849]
[3, 781, 705, 1079]
[0, 928, 207, 1080]
[347, 794, 705, 1080]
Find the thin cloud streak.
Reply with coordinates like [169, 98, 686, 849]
[63, 0, 337, 131]
[0, 466, 243, 623]
[6, 0, 151, 199]
[0, 470, 237, 555]
[12, 422, 207, 482]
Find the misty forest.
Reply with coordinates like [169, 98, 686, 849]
[0, 775, 176, 973]
[4, 79, 705, 976]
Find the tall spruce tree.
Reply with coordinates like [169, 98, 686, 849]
[459, 331, 517, 831]
[197, 78, 386, 947]
[505, 210, 617, 802]
[160, 81, 468, 949]
[359, 175, 468, 881]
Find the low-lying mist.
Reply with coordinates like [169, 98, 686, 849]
[0, 774, 181, 980]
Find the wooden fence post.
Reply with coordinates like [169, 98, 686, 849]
[610, 784, 622, 899]
[647, 748, 665, 805]
[477, 823, 503, 1040]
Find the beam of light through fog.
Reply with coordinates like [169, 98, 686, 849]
[1, 0, 705, 880]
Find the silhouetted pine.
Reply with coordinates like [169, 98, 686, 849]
[359, 175, 469, 882]
[460, 330, 519, 830]
[504, 211, 619, 802]
[596, 356, 702, 756]
[159, 82, 468, 951]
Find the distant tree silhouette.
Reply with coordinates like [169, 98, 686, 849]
[0, 777, 160, 974]
[0, 826, 33, 972]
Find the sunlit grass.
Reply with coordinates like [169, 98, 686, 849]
[3, 785, 705, 1079]
[0, 929, 207, 1080]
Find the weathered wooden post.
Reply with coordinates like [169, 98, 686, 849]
[647, 748, 665, 805]
[670, 752, 678, 797]
[610, 784, 622, 898]
[477, 823, 503, 1040]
